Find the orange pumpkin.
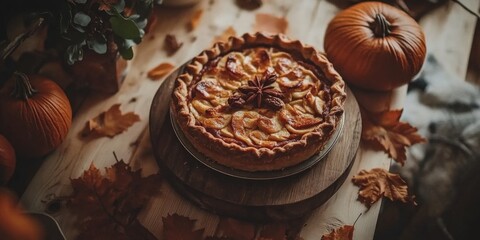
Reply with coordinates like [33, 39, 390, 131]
[324, 2, 426, 91]
[0, 135, 15, 185]
[0, 189, 44, 240]
[0, 73, 72, 159]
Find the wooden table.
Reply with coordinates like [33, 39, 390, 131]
[19, 0, 479, 239]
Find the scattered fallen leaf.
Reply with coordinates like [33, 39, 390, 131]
[68, 158, 162, 240]
[164, 34, 183, 55]
[216, 217, 255, 240]
[85, 104, 140, 138]
[321, 225, 354, 240]
[361, 108, 426, 165]
[0, 189, 44, 240]
[163, 213, 204, 240]
[320, 213, 361, 240]
[212, 26, 237, 44]
[235, 0, 263, 10]
[188, 9, 204, 31]
[254, 13, 288, 34]
[147, 62, 175, 80]
[352, 168, 417, 208]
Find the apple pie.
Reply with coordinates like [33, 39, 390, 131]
[172, 32, 346, 172]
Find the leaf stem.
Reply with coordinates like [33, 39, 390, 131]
[113, 151, 120, 162]
[92, 185, 128, 229]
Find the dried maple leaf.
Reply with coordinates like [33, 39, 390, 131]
[213, 26, 237, 44]
[188, 9, 204, 31]
[68, 158, 162, 240]
[164, 34, 183, 55]
[85, 104, 140, 138]
[321, 225, 354, 240]
[147, 62, 175, 80]
[352, 168, 417, 208]
[361, 108, 426, 165]
[254, 13, 288, 34]
[163, 213, 204, 240]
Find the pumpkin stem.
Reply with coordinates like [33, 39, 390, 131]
[11, 72, 37, 100]
[371, 14, 391, 38]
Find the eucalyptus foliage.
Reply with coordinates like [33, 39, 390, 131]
[60, 0, 153, 65]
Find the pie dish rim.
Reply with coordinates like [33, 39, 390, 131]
[169, 105, 345, 179]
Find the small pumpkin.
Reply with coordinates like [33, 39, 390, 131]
[324, 1, 426, 91]
[0, 190, 44, 240]
[0, 73, 72, 159]
[0, 135, 15, 185]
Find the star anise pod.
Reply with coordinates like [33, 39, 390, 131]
[228, 70, 285, 110]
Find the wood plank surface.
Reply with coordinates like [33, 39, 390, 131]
[420, 0, 480, 79]
[19, 0, 479, 239]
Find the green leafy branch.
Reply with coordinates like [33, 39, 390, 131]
[62, 0, 153, 65]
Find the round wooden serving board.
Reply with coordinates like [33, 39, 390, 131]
[149, 64, 362, 222]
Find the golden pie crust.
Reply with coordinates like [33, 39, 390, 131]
[172, 32, 346, 172]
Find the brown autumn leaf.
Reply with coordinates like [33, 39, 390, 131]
[213, 26, 237, 44]
[0, 189, 44, 240]
[361, 108, 426, 165]
[254, 13, 288, 34]
[321, 225, 354, 240]
[67, 158, 162, 240]
[164, 34, 183, 55]
[188, 9, 204, 31]
[352, 168, 417, 208]
[163, 213, 204, 240]
[85, 104, 140, 138]
[147, 62, 175, 80]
